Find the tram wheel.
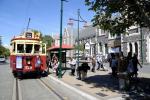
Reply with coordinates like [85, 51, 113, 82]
[13, 71, 17, 77]
[16, 72, 23, 79]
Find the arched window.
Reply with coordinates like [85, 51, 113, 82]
[105, 44, 108, 54]
[129, 43, 132, 53]
[135, 42, 138, 56]
[99, 42, 102, 52]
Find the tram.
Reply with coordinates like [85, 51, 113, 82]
[10, 30, 48, 77]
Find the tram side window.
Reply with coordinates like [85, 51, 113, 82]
[13, 43, 16, 53]
[42, 44, 46, 54]
[17, 44, 24, 53]
[34, 44, 40, 53]
[26, 44, 33, 53]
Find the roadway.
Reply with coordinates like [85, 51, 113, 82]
[0, 60, 89, 100]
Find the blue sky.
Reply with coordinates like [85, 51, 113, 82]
[0, 0, 94, 47]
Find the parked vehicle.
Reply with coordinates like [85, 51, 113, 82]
[0, 55, 6, 62]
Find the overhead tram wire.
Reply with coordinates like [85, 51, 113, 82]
[79, 14, 87, 23]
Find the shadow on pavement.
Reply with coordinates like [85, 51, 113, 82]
[84, 75, 119, 92]
[126, 77, 150, 100]
[83, 74, 150, 99]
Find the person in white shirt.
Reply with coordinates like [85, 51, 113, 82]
[68, 57, 76, 76]
[96, 54, 105, 71]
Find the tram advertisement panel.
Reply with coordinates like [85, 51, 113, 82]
[16, 56, 22, 69]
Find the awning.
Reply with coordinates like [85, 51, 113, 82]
[47, 44, 74, 51]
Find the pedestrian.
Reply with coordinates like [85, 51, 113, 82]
[96, 54, 105, 71]
[68, 57, 76, 76]
[80, 62, 90, 80]
[91, 56, 96, 72]
[117, 52, 128, 90]
[118, 52, 128, 73]
[46, 55, 51, 68]
[51, 54, 58, 74]
[111, 54, 118, 77]
[127, 52, 134, 78]
[132, 53, 142, 78]
[107, 53, 113, 68]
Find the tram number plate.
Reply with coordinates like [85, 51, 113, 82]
[25, 66, 32, 69]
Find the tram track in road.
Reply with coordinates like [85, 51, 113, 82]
[38, 78, 68, 100]
[12, 78, 22, 100]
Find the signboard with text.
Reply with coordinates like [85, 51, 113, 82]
[85, 42, 90, 50]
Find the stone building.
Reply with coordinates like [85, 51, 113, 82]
[122, 26, 150, 63]
[63, 25, 77, 57]
[76, 25, 121, 57]
[52, 24, 76, 58]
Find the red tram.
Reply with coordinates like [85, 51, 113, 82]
[10, 31, 48, 77]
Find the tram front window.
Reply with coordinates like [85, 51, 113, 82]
[26, 44, 33, 53]
[17, 44, 24, 53]
[34, 44, 40, 53]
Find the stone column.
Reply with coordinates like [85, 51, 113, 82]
[132, 42, 135, 54]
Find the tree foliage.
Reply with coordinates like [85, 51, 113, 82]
[31, 29, 54, 48]
[74, 43, 85, 51]
[41, 35, 54, 48]
[0, 45, 10, 57]
[85, 0, 150, 35]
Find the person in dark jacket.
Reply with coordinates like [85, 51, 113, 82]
[77, 62, 90, 80]
[132, 53, 142, 78]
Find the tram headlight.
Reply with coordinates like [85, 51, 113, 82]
[26, 57, 31, 65]
[27, 60, 31, 65]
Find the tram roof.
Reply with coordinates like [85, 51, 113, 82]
[11, 37, 40, 42]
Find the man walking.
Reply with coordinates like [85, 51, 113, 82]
[68, 57, 76, 76]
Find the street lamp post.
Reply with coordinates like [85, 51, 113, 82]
[140, 27, 143, 64]
[58, 0, 67, 78]
[77, 9, 80, 69]
[69, 9, 87, 68]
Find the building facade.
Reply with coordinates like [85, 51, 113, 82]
[76, 25, 121, 57]
[122, 26, 150, 63]
[52, 25, 76, 58]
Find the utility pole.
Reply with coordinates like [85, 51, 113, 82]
[69, 9, 87, 68]
[140, 27, 143, 64]
[58, 0, 67, 78]
[77, 9, 80, 69]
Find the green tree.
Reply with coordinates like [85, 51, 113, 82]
[74, 43, 84, 51]
[31, 29, 54, 48]
[41, 35, 54, 48]
[85, 0, 150, 35]
[0, 45, 10, 57]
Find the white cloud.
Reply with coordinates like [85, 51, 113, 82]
[3, 44, 10, 49]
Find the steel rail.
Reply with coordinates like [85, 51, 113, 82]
[38, 78, 66, 100]
[12, 78, 22, 100]
[16, 78, 19, 100]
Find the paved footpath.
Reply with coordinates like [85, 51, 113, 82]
[49, 63, 150, 100]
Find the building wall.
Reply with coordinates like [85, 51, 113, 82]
[121, 27, 150, 63]
[76, 25, 121, 57]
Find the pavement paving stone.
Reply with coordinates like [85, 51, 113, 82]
[49, 63, 150, 100]
[61, 70, 123, 99]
